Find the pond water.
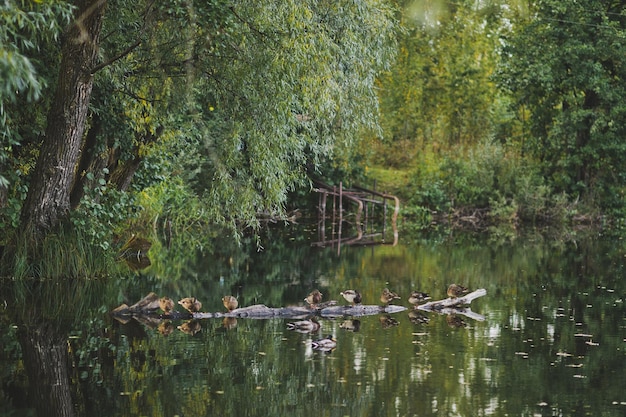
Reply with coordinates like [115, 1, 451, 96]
[2, 225, 626, 417]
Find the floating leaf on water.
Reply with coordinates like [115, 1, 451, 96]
[215, 390, 225, 395]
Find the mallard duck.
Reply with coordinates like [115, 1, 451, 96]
[178, 297, 202, 313]
[340, 290, 362, 306]
[177, 319, 202, 335]
[286, 319, 321, 333]
[447, 284, 469, 298]
[304, 289, 323, 308]
[380, 288, 401, 305]
[339, 319, 361, 332]
[222, 295, 238, 312]
[159, 297, 175, 314]
[408, 291, 431, 306]
[311, 335, 337, 351]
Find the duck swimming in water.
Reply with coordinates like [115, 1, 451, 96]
[178, 297, 202, 313]
[447, 284, 469, 299]
[340, 290, 362, 306]
[380, 288, 401, 306]
[222, 295, 238, 312]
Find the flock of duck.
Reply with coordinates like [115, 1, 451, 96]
[155, 284, 471, 351]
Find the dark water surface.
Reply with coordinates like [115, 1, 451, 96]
[2, 228, 626, 417]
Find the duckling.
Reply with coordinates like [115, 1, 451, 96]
[339, 319, 361, 332]
[159, 297, 175, 314]
[340, 290, 362, 306]
[177, 319, 202, 335]
[222, 295, 238, 312]
[447, 284, 469, 299]
[408, 291, 431, 306]
[286, 319, 321, 333]
[380, 288, 401, 305]
[304, 289, 323, 308]
[311, 335, 337, 352]
[178, 297, 202, 313]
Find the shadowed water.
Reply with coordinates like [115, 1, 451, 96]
[1, 228, 625, 416]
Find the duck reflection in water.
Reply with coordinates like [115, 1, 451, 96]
[178, 319, 202, 335]
[446, 314, 467, 328]
[339, 319, 361, 332]
[311, 335, 337, 353]
[222, 317, 238, 330]
[379, 314, 399, 329]
[286, 319, 321, 334]
[408, 310, 430, 325]
[158, 320, 175, 336]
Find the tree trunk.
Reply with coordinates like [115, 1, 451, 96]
[18, 323, 76, 417]
[20, 0, 107, 237]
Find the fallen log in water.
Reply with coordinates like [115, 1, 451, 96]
[110, 293, 407, 322]
[417, 288, 487, 312]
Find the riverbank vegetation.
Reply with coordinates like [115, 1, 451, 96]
[2, 0, 625, 277]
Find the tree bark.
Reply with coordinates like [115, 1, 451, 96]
[20, 0, 107, 237]
[18, 323, 76, 417]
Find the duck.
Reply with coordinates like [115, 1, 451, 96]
[380, 288, 401, 305]
[339, 319, 361, 332]
[340, 290, 362, 306]
[286, 319, 321, 333]
[447, 284, 469, 298]
[222, 295, 239, 312]
[178, 297, 202, 313]
[379, 314, 399, 329]
[177, 319, 202, 335]
[446, 314, 467, 328]
[311, 335, 337, 351]
[159, 297, 175, 314]
[304, 289, 323, 308]
[408, 291, 431, 306]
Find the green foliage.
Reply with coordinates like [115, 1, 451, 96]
[0, 0, 73, 183]
[496, 0, 626, 209]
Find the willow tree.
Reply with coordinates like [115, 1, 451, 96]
[1, 0, 397, 244]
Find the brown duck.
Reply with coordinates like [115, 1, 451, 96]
[222, 295, 238, 312]
[380, 288, 401, 305]
[304, 289, 323, 308]
[447, 284, 469, 299]
[178, 297, 202, 313]
[408, 291, 431, 306]
[159, 297, 175, 314]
